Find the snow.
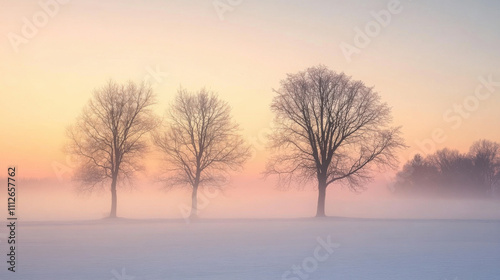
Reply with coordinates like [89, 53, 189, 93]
[1, 218, 499, 280]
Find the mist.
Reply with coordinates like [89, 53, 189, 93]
[4, 177, 499, 222]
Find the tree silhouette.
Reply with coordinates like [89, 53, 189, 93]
[266, 65, 405, 217]
[66, 80, 157, 218]
[393, 154, 439, 195]
[154, 88, 250, 219]
[469, 140, 500, 195]
[393, 140, 500, 197]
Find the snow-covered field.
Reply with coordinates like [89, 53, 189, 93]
[1, 218, 499, 280]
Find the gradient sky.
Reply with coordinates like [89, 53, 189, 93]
[1, 1, 500, 219]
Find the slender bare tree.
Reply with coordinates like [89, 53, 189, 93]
[154, 88, 250, 219]
[66, 80, 157, 218]
[266, 65, 405, 217]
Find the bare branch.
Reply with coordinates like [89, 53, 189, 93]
[66, 80, 158, 196]
[266, 65, 406, 196]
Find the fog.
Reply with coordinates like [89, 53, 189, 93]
[2, 178, 499, 280]
[3, 177, 499, 222]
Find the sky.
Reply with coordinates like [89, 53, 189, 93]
[1, 0, 500, 219]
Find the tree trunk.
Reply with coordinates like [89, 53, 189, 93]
[109, 174, 118, 218]
[190, 184, 198, 219]
[316, 180, 327, 217]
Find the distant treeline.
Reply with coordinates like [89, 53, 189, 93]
[393, 140, 500, 198]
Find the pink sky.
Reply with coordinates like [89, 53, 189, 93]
[1, 1, 500, 219]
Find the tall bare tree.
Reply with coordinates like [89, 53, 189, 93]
[67, 80, 157, 218]
[266, 65, 405, 217]
[154, 88, 250, 219]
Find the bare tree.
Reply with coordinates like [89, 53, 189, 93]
[393, 140, 500, 198]
[469, 139, 500, 194]
[67, 80, 157, 218]
[154, 88, 250, 219]
[393, 154, 440, 195]
[266, 65, 405, 217]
